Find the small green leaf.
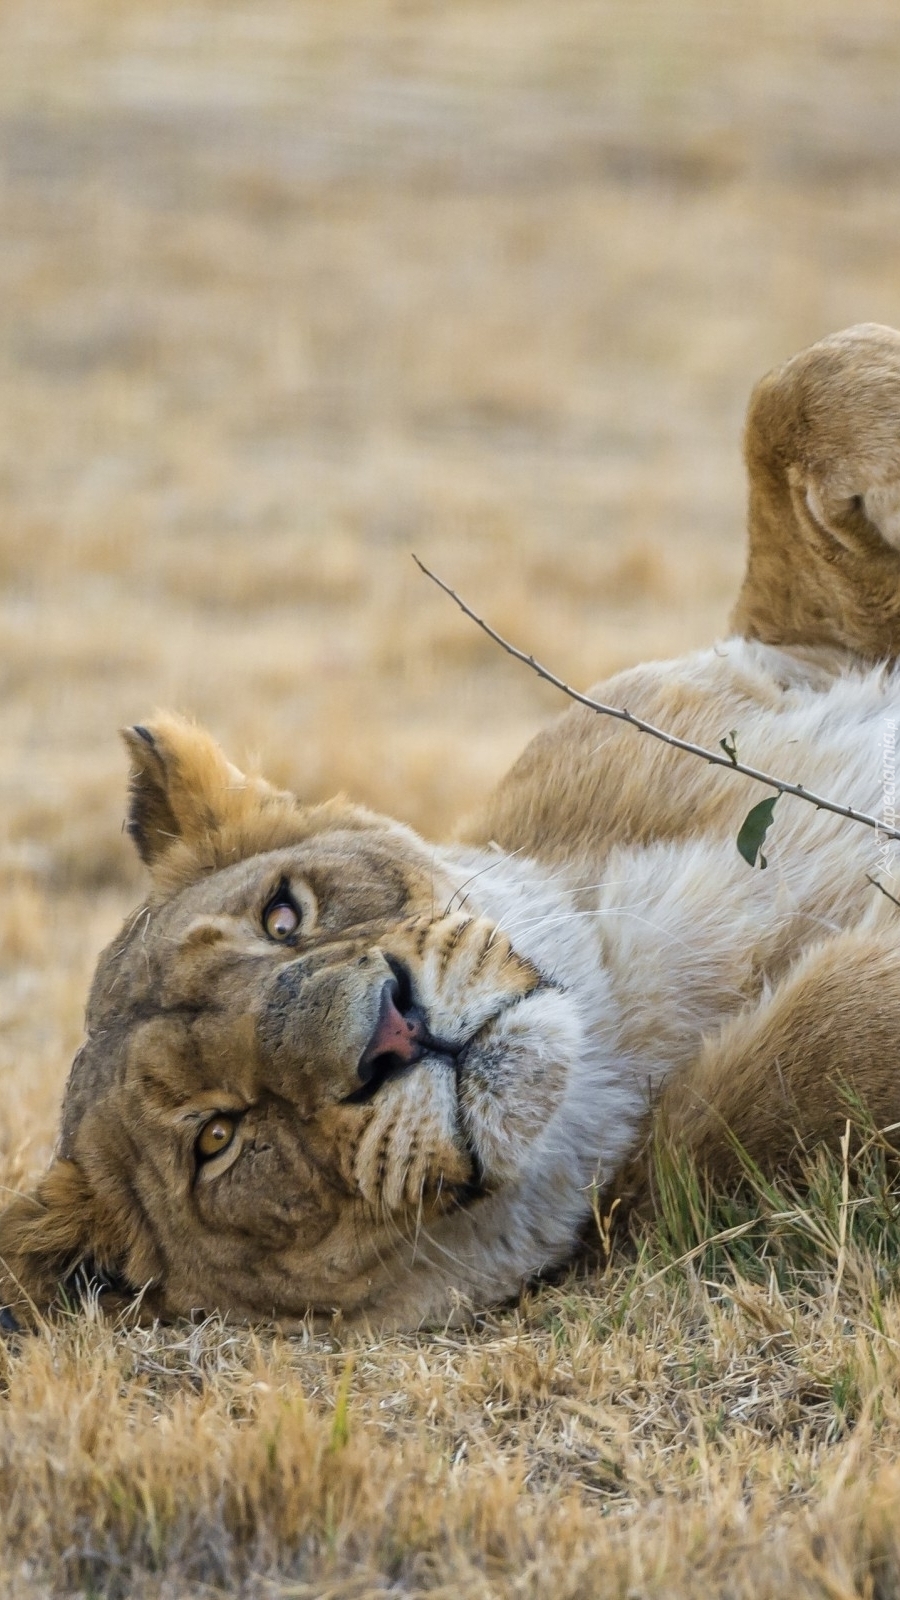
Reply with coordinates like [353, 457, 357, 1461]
[720, 730, 739, 765]
[736, 794, 779, 868]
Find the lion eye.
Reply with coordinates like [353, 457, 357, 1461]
[262, 888, 301, 942]
[197, 1115, 237, 1160]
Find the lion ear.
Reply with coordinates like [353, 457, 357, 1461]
[0, 1159, 130, 1326]
[122, 712, 312, 889]
[122, 713, 259, 870]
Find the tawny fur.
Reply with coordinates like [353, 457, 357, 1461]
[4, 323, 900, 1332]
[732, 322, 900, 660]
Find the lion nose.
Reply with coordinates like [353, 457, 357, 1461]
[358, 978, 428, 1083]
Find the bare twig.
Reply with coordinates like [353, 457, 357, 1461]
[866, 874, 900, 909]
[413, 555, 900, 846]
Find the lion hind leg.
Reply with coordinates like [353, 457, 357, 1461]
[734, 324, 900, 662]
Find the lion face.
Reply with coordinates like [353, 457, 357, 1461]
[0, 715, 581, 1327]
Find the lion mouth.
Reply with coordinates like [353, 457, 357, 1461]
[347, 962, 532, 1206]
[346, 958, 462, 1105]
[354, 959, 493, 1203]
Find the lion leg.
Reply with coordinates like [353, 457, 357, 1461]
[734, 323, 900, 662]
[621, 925, 900, 1202]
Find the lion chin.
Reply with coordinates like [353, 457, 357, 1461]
[5, 323, 900, 1333]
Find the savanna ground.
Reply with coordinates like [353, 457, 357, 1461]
[4, 2, 900, 1594]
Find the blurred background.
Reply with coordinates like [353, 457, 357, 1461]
[3, 0, 900, 1168]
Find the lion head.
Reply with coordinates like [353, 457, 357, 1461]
[0, 715, 585, 1329]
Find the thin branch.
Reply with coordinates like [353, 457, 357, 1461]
[413, 555, 900, 846]
[866, 874, 900, 909]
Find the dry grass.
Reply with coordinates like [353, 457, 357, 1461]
[4, 1, 900, 1592]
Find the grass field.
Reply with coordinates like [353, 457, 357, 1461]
[4, 2, 900, 1593]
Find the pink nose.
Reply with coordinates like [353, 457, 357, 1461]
[359, 980, 427, 1080]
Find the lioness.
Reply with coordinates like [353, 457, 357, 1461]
[4, 323, 900, 1332]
